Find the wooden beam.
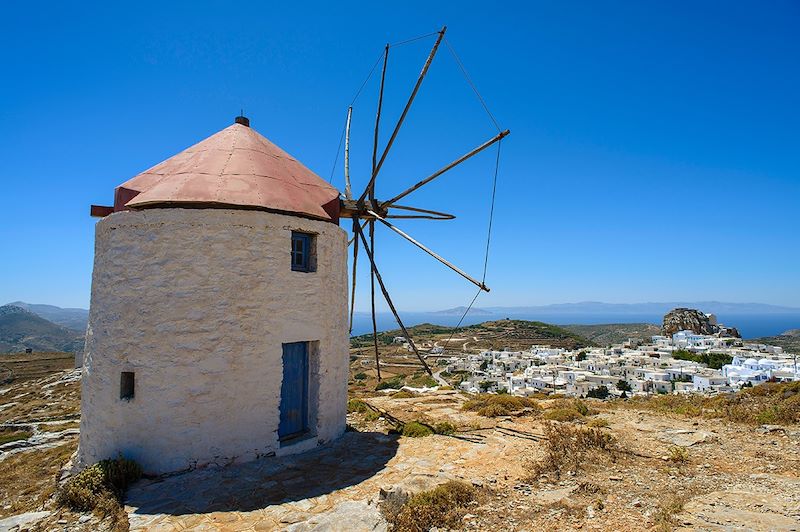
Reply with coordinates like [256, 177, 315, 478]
[90, 205, 114, 217]
[387, 204, 455, 220]
[383, 129, 509, 207]
[354, 222, 432, 375]
[358, 26, 447, 204]
[369, 220, 381, 380]
[344, 106, 353, 200]
[368, 209, 489, 293]
[349, 219, 359, 333]
[371, 44, 389, 198]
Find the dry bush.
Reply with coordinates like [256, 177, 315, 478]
[384, 480, 479, 532]
[58, 456, 142, 516]
[391, 390, 417, 399]
[433, 421, 456, 435]
[668, 446, 689, 464]
[587, 417, 610, 428]
[653, 492, 689, 531]
[543, 399, 592, 422]
[625, 381, 800, 425]
[543, 408, 584, 422]
[462, 394, 541, 417]
[531, 422, 617, 479]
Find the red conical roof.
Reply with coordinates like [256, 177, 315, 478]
[114, 118, 341, 222]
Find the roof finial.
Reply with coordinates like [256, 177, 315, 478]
[235, 111, 250, 127]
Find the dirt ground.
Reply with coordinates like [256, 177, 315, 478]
[1, 354, 799, 531]
[360, 391, 800, 531]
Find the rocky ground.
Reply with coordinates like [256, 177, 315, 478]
[1, 357, 799, 531]
[112, 392, 800, 530]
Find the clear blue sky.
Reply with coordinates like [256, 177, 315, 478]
[1, 1, 798, 311]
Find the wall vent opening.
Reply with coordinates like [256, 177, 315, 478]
[120, 371, 135, 400]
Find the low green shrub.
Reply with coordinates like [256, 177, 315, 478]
[354, 372, 367, 380]
[402, 421, 434, 438]
[347, 399, 370, 414]
[376, 376, 404, 391]
[407, 373, 438, 388]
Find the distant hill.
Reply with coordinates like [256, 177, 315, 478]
[7, 301, 88, 331]
[561, 323, 662, 346]
[746, 330, 800, 354]
[351, 319, 595, 350]
[484, 301, 800, 315]
[0, 305, 85, 353]
[433, 306, 494, 316]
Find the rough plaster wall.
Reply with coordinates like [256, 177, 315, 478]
[78, 208, 348, 474]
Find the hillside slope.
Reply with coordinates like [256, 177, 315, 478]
[352, 319, 595, 350]
[561, 323, 661, 346]
[7, 302, 88, 332]
[0, 305, 84, 353]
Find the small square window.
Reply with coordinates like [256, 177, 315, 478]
[120, 372, 135, 401]
[291, 232, 316, 272]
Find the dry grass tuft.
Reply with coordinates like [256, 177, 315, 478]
[0, 428, 33, 445]
[625, 381, 800, 425]
[383, 480, 479, 532]
[0, 442, 76, 518]
[531, 422, 617, 479]
[462, 394, 541, 417]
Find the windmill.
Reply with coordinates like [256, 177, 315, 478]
[339, 26, 509, 379]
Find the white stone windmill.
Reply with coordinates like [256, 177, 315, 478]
[78, 26, 506, 474]
[339, 26, 509, 379]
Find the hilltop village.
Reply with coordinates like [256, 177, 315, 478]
[443, 333, 797, 397]
[374, 310, 800, 398]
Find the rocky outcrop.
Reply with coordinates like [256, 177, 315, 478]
[662, 308, 741, 338]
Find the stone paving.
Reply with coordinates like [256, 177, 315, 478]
[125, 428, 514, 531]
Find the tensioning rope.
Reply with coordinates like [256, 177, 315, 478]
[441, 139, 502, 357]
[328, 49, 385, 183]
[327, 30, 440, 185]
[443, 37, 502, 133]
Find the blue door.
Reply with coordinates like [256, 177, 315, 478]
[279, 342, 309, 440]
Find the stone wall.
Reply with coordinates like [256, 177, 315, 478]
[78, 208, 348, 473]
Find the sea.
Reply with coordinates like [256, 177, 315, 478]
[350, 311, 800, 340]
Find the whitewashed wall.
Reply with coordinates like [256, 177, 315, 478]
[78, 208, 348, 474]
